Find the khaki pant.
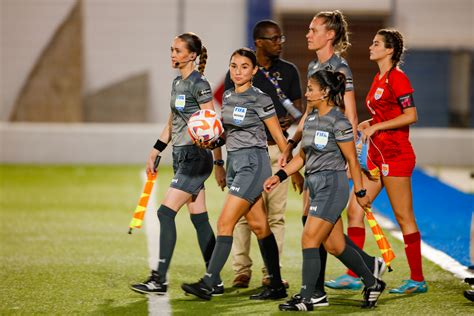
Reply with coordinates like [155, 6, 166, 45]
[231, 144, 289, 277]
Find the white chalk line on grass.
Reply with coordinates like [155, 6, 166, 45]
[374, 211, 474, 280]
[141, 171, 171, 316]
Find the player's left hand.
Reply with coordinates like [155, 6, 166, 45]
[291, 172, 304, 194]
[361, 125, 378, 143]
[214, 166, 226, 191]
[264, 176, 280, 193]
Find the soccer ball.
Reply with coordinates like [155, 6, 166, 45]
[187, 109, 224, 143]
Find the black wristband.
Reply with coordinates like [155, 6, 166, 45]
[288, 138, 299, 146]
[213, 159, 224, 166]
[275, 169, 288, 182]
[153, 139, 167, 152]
[354, 189, 367, 198]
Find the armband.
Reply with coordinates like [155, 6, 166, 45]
[397, 93, 415, 110]
[275, 169, 288, 182]
[153, 139, 168, 152]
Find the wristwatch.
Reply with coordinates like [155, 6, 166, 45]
[354, 189, 367, 198]
[213, 159, 224, 167]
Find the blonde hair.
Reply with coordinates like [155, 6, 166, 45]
[315, 10, 351, 53]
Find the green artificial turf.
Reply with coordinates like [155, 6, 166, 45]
[0, 165, 472, 315]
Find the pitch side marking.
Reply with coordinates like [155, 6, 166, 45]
[375, 212, 474, 280]
[142, 171, 171, 315]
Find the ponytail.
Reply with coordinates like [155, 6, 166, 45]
[309, 70, 346, 110]
[198, 46, 207, 75]
[177, 32, 208, 74]
[315, 10, 351, 54]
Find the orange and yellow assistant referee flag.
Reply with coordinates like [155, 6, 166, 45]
[128, 156, 161, 234]
[364, 207, 396, 271]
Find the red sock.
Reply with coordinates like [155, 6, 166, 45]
[403, 232, 424, 282]
[346, 227, 366, 278]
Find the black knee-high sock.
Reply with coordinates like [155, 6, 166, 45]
[344, 234, 375, 272]
[336, 245, 376, 287]
[258, 233, 282, 288]
[191, 213, 221, 284]
[301, 248, 320, 300]
[156, 205, 177, 282]
[314, 245, 327, 295]
[302, 215, 308, 226]
[203, 236, 233, 287]
[190, 213, 216, 268]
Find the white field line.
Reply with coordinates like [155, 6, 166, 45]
[141, 170, 171, 316]
[374, 211, 474, 280]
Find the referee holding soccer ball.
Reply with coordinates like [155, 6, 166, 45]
[130, 32, 223, 296]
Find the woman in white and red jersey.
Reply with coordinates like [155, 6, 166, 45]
[348, 29, 427, 294]
[326, 29, 428, 294]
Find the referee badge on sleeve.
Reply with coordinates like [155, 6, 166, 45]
[314, 130, 329, 149]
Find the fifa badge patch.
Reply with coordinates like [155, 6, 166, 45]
[382, 163, 389, 176]
[374, 88, 384, 100]
[175, 94, 186, 111]
[314, 130, 329, 149]
[233, 106, 247, 124]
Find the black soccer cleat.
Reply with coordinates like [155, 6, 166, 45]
[212, 282, 224, 296]
[465, 278, 474, 285]
[361, 278, 386, 308]
[289, 292, 329, 307]
[130, 270, 167, 295]
[181, 279, 213, 300]
[464, 290, 474, 302]
[279, 297, 314, 311]
[249, 285, 288, 300]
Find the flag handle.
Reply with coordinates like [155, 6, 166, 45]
[128, 155, 161, 234]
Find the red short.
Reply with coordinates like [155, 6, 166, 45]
[367, 141, 416, 177]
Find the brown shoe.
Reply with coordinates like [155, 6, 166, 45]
[233, 274, 251, 288]
[262, 277, 289, 289]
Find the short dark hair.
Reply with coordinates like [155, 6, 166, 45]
[253, 20, 280, 41]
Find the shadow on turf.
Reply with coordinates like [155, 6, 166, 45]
[92, 298, 148, 315]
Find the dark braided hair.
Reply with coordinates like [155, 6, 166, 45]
[315, 10, 351, 53]
[376, 29, 405, 88]
[377, 29, 405, 68]
[309, 70, 346, 111]
[177, 32, 208, 74]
